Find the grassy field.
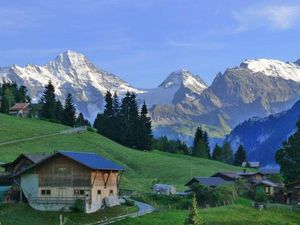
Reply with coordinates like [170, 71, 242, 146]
[115, 199, 300, 225]
[0, 114, 67, 143]
[0, 203, 137, 225]
[0, 114, 243, 192]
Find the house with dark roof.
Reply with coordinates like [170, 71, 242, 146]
[9, 103, 31, 117]
[1, 151, 125, 213]
[211, 172, 240, 181]
[185, 177, 229, 188]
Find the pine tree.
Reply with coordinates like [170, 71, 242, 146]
[104, 91, 113, 118]
[203, 131, 211, 158]
[112, 92, 121, 142]
[234, 144, 247, 166]
[212, 144, 222, 161]
[276, 118, 300, 183]
[55, 99, 64, 123]
[138, 101, 153, 150]
[112, 92, 120, 117]
[76, 113, 85, 126]
[63, 93, 76, 127]
[192, 127, 203, 157]
[40, 81, 57, 120]
[185, 194, 203, 225]
[1, 88, 15, 113]
[17, 85, 30, 102]
[128, 93, 139, 147]
[94, 113, 105, 134]
[221, 142, 234, 164]
[192, 127, 209, 158]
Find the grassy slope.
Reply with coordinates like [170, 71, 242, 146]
[0, 203, 137, 225]
[0, 114, 67, 143]
[0, 114, 242, 192]
[115, 199, 300, 225]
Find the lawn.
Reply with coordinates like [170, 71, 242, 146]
[0, 203, 137, 225]
[0, 114, 243, 192]
[114, 198, 300, 225]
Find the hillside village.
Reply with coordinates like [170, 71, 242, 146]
[0, 79, 300, 225]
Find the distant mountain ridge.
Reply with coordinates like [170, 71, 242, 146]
[1, 51, 300, 144]
[225, 100, 300, 166]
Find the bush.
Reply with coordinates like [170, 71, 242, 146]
[191, 184, 237, 207]
[254, 192, 268, 203]
[87, 127, 96, 132]
[70, 199, 85, 212]
[124, 199, 135, 206]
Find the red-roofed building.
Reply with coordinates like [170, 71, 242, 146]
[9, 103, 31, 117]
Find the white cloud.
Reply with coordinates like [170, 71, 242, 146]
[232, 5, 300, 32]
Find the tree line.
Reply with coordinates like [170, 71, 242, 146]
[93, 91, 152, 150]
[153, 126, 247, 166]
[0, 82, 30, 113]
[39, 81, 90, 127]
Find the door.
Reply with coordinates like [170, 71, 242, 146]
[58, 188, 65, 199]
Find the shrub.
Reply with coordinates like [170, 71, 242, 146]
[254, 192, 268, 203]
[191, 184, 237, 207]
[125, 199, 135, 206]
[87, 127, 96, 132]
[70, 199, 85, 212]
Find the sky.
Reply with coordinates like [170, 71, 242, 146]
[0, 0, 300, 88]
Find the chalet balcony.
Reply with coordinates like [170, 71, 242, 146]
[39, 175, 91, 187]
[29, 196, 88, 204]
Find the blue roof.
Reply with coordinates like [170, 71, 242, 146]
[58, 151, 125, 171]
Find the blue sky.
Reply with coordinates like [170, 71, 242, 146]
[0, 0, 300, 88]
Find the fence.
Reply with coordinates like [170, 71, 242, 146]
[85, 208, 153, 225]
[264, 203, 300, 212]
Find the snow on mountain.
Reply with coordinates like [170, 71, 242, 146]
[139, 69, 207, 107]
[240, 58, 300, 82]
[159, 69, 207, 92]
[0, 50, 143, 120]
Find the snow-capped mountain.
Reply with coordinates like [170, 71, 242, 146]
[2, 51, 300, 147]
[148, 58, 300, 142]
[0, 50, 143, 120]
[225, 100, 300, 166]
[138, 69, 207, 107]
[240, 58, 300, 82]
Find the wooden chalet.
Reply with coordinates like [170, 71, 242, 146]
[1, 151, 125, 213]
[9, 103, 31, 117]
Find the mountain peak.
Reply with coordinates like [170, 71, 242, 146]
[159, 69, 207, 90]
[295, 59, 300, 66]
[52, 50, 90, 68]
[239, 58, 300, 82]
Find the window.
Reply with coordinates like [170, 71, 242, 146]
[97, 190, 101, 195]
[109, 190, 113, 195]
[74, 189, 85, 196]
[41, 189, 51, 196]
[54, 166, 71, 175]
[265, 186, 270, 194]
